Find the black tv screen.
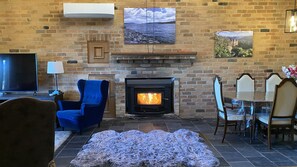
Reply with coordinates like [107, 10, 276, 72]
[0, 53, 38, 92]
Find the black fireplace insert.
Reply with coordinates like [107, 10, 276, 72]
[125, 77, 174, 115]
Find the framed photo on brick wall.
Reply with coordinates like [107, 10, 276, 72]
[124, 8, 176, 44]
[87, 41, 110, 63]
[214, 31, 253, 58]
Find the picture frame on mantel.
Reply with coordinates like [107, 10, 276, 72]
[214, 31, 253, 58]
[124, 8, 176, 44]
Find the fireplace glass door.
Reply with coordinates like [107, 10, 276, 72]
[125, 77, 174, 115]
[134, 88, 165, 113]
[137, 92, 162, 105]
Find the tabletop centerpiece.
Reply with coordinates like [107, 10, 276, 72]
[282, 65, 297, 80]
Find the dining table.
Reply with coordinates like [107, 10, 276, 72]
[223, 91, 275, 143]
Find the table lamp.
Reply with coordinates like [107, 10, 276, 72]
[47, 61, 64, 96]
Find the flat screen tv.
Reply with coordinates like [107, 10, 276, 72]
[0, 53, 38, 92]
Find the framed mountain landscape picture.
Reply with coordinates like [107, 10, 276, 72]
[124, 8, 176, 44]
[215, 31, 253, 58]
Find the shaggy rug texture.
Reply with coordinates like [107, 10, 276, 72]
[71, 129, 219, 167]
[55, 131, 71, 151]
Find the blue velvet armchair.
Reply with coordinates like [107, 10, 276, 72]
[57, 79, 109, 133]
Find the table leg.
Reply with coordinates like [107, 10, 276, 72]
[250, 102, 264, 143]
[250, 102, 255, 143]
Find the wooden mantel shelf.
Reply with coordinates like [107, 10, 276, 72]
[111, 51, 197, 62]
[111, 51, 197, 56]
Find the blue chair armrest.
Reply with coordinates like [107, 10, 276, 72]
[58, 100, 81, 110]
[80, 103, 99, 114]
[81, 103, 105, 116]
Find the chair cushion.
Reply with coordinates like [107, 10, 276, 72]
[57, 110, 83, 119]
[56, 110, 84, 130]
[256, 114, 292, 125]
[224, 102, 233, 108]
[219, 110, 251, 121]
[224, 102, 240, 109]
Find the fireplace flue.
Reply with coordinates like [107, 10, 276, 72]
[125, 77, 174, 115]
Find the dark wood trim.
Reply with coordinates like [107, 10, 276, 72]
[111, 51, 197, 63]
[111, 51, 197, 56]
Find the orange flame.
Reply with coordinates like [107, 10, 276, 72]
[137, 93, 162, 105]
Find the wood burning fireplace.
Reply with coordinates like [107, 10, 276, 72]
[125, 77, 174, 115]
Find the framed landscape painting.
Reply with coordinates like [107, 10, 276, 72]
[214, 31, 253, 58]
[124, 8, 176, 44]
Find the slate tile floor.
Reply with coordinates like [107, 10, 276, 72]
[54, 116, 297, 167]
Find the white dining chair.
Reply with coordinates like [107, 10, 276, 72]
[213, 75, 249, 143]
[236, 73, 255, 92]
[225, 73, 255, 109]
[265, 73, 282, 92]
[232, 73, 255, 111]
[263, 73, 283, 112]
[256, 78, 297, 149]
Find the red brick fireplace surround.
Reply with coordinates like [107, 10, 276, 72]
[110, 52, 196, 117]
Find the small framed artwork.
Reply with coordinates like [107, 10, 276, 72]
[124, 8, 176, 44]
[87, 41, 110, 63]
[214, 31, 253, 58]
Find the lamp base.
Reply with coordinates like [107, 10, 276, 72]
[49, 90, 63, 96]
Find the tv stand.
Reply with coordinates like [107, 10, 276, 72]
[0, 93, 63, 104]
[0, 92, 12, 96]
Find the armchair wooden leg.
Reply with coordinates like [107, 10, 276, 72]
[242, 121, 246, 137]
[222, 121, 228, 143]
[214, 117, 219, 135]
[238, 121, 242, 136]
[268, 126, 271, 149]
[282, 128, 285, 141]
[253, 119, 258, 141]
[275, 128, 279, 139]
[291, 126, 295, 149]
[250, 125, 253, 143]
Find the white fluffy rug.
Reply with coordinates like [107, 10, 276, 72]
[55, 131, 71, 151]
[71, 129, 219, 167]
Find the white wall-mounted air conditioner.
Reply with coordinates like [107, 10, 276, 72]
[63, 3, 114, 18]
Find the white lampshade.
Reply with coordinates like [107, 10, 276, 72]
[47, 61, 64, 74]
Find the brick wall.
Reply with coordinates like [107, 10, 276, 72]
[0, 0, 296, 118]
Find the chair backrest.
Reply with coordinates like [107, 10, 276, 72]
[271, 78, 297, 119]
[265, 73, 282, 92]
[78, 79, 109, 104]
[213, 75, 225, 112]
[236, 73, 255, 92]
[0, 97, 56, 167]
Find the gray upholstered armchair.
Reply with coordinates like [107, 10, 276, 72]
[0, 97, 56, 167]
